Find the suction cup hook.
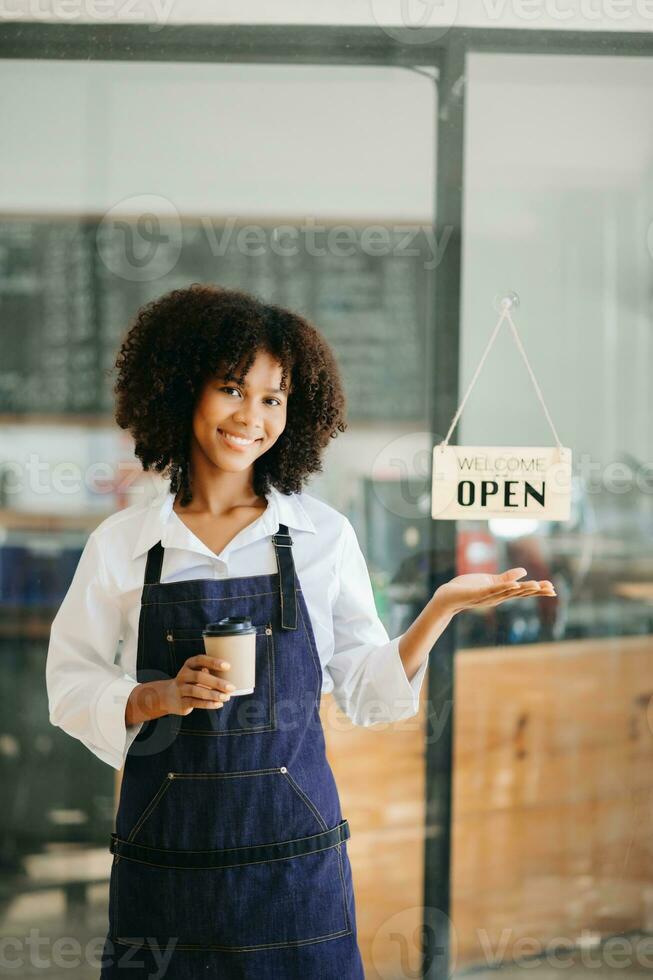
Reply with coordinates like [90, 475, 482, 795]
[493, 290, 520, 314]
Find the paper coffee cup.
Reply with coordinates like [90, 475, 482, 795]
[202, 616, 257, 696]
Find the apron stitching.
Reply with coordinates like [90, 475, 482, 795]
[163, 623, 270, 642]
[268, 623, 276, 729]
[274, 528, 298, 629]
[177, 727, 272, 736]
[139, 599, 147, 680]
[112, 927, 353, 952]
[165, 769, 281, 777]
[298, 599, 322, 700]
[280, 771, 329, 832]
[165, 623, 269, 640]
[336, 845, 352, 932]
[126, 775, 174, 844]
[165, 631, 176, 679]
[106, 838, 348, 870]
[144, 571, 283, 590]
[110, 853, 118, 930]
[273, 543, 285, 626]
[295, 596, 351, 930]
[111, 820, 348, 853]
[142, 590, 278, 606]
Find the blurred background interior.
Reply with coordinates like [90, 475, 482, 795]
[1, 5, 653, 978]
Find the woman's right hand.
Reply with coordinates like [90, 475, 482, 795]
[164, 655, 237, 716]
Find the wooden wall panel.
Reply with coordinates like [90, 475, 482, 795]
[320, 694, 427, 979]
[450, 635, 653, 967]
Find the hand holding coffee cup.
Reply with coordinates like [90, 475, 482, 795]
[165, 655, 237, 716]
[202, 616, 257, 696]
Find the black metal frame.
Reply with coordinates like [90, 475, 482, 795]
[3, 22, 653, 60]
[3, 21, 653, 978]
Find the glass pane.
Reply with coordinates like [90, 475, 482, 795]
[0, 54, 435, 978]
[453, 52, 653, 977]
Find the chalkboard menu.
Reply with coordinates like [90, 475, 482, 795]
[0, 216, 430, 421]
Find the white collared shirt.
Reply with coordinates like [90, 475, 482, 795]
[46, 484, 429, 770]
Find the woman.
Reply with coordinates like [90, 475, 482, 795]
[46, 284, 554, 978]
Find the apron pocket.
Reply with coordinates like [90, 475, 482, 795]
[111, 825, 352, 950]
[121, 767, 335, 851]
[164, 623, 276, 735]
[118, 771, 176, 846]
[110, 767, 352, 950]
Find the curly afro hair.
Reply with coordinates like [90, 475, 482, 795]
[113, 283, 348, 506]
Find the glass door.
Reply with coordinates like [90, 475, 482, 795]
[450, 51, 653, 978]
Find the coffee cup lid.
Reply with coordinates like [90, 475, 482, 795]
[203, 616, 257, 637]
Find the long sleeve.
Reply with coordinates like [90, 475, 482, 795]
[46, 532, 144, 770]
[325, 517, 429, 726]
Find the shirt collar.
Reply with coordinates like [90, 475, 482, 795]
[131, 483, 316, 560]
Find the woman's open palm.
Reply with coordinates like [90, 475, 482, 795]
[436, 567, 556, 615]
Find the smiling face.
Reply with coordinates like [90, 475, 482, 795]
[190, 348, 290, 477]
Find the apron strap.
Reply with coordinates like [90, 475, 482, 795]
[144, 540, 164, 585]
[142, 523, 299, 631]
[272, 523, 298, 631]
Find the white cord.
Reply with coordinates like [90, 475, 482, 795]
[438, 302, 564, 450]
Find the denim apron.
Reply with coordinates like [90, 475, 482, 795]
[100, 524, 365, 979]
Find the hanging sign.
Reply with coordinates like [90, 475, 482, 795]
[431, 296, 573, 523]
[432, 444, 572, 520]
